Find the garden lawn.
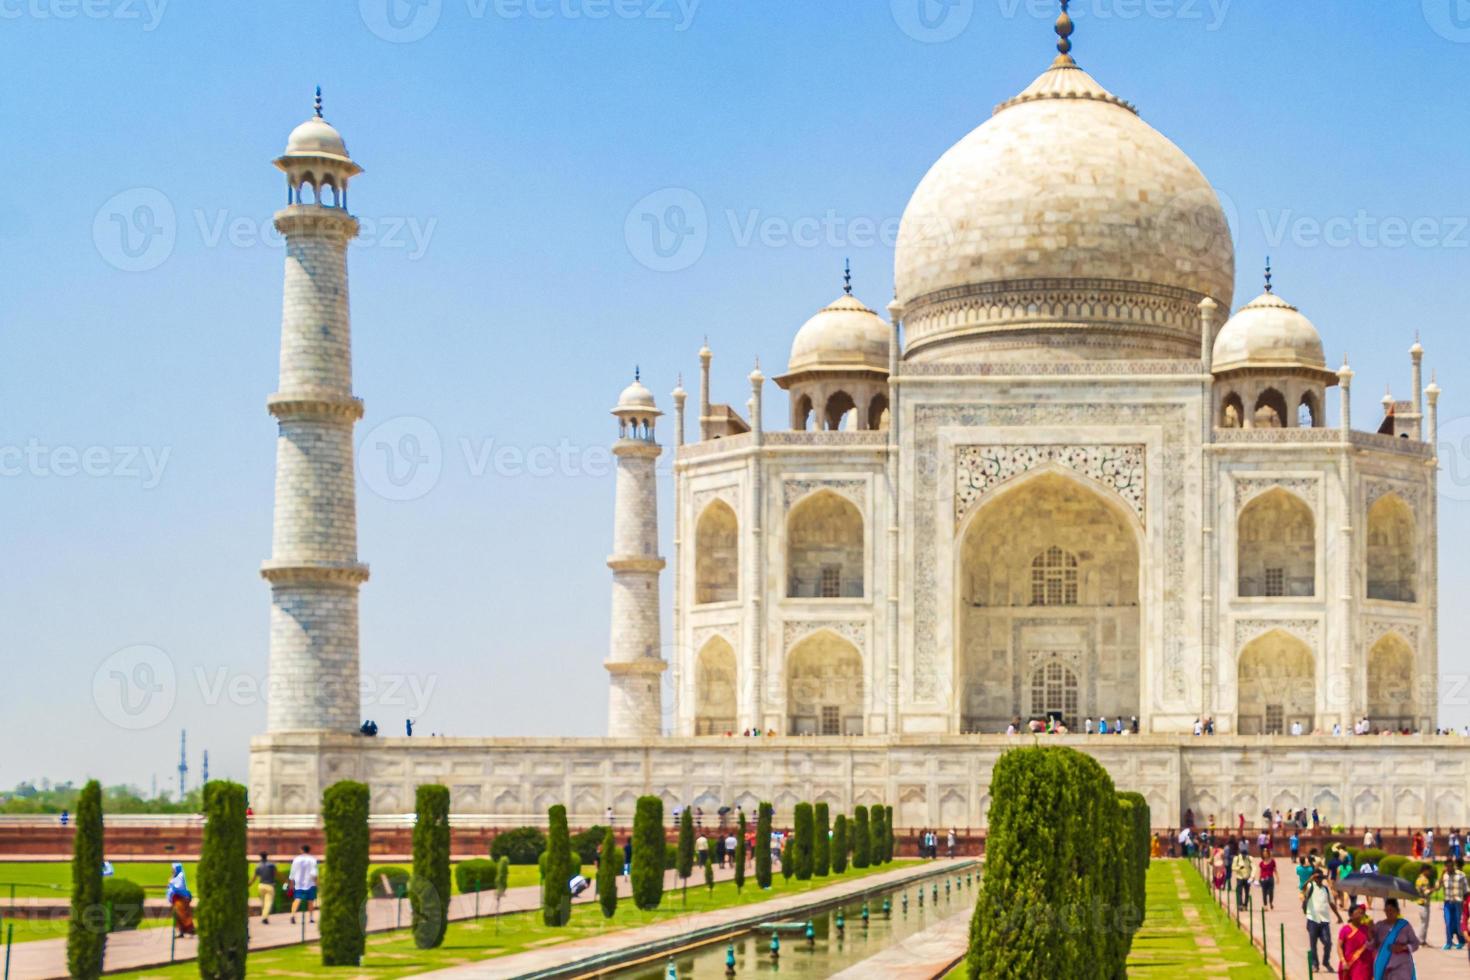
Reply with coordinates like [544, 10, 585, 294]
[1125, 859, 1277, 978]
[105, 861, 913, 978]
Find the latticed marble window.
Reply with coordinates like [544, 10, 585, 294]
[820, 705, 840, 736]
[819, 565, 842, 598]
[1265, 704, 1284, 735]
[1030, 661, 1079, 727]
[1264, 567, 1285, 597]
[1031, 546, 1079, 606]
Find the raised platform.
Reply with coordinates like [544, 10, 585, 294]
[250, 732, 1470, 828]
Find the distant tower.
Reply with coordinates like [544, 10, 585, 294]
[605, 371, 667, 737]
[262, 89, 369, 733]
[177, 730, 188, 798]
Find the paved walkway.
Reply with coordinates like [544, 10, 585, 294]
[828, 904, 972, 979]
[7, 862, 751, 979]
[1187, 858, 1469, 979]
[418, 860, 973, 980]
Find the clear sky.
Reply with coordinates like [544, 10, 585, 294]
[3, 0, 1467, 792]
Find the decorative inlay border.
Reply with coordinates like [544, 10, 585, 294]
[783, 479, 867, 511]
[913, 402, 1189, 704]
[691, 625, 738, 653]
[955, 444, 1145, 527]
[1365, 479, 1426, 510]
[692, 486, 739, 514]
[1365, 620, 1419, 649]
[782, 619, 866, 652]
[1234, 618, 1320, 651]
[1234, 476, 1319, 509]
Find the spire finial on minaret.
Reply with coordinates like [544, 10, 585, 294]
[843, 258, 853, 296]
[1054, 0, 1076, 64]
[634, 365, 641, 383]
[314, 86, 323, 119]
[1264, 256, 1273, 294]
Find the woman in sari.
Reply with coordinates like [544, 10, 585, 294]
[1337, 903, 1373, 980]
[166, 862, 195, 937]
[1212, 846, 1228, 892]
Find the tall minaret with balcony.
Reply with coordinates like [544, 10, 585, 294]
[262, 90, 369, 734]
[605, 371, 667, 737]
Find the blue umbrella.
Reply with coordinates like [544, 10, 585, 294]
[1331, 872, 1418, 901]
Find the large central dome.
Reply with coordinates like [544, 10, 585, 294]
[895, 40, 1234, 363]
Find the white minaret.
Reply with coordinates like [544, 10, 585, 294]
[606, 370, 667, 737]
[262, 89, 369, 734]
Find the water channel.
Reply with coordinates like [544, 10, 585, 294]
[607, 867, 977, 978]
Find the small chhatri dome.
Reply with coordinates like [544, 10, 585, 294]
[615, 370, 660, 413]
[279, 87, 361, 173]
[785, 293, 891, 375]
[1212, 290, 1328, 374]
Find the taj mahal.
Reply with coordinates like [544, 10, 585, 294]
[250, 11, 1465, 830]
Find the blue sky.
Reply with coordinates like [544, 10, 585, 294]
[2, 0, 1468, 791]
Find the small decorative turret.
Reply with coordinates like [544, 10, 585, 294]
[1337, 357, 1354, 433]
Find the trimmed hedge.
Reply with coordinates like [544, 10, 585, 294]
[454, 859, 499, 894]
[411, 784, 451, 949]
[852, 806, 871, 869]
[631, 795, 665, 910]
[832, 814, 849, 874]
[570, 825, 609, 867]
[1378, 855, 1407, 879]
[198, 781, 249, 980]
[490, 826, 547, 865]
[813, 803, 831, 876]
[1116, 791, 1151, 956]
[101, 878, 145, 931]
[793, 803, 814, 880]
[597, 828, 619, 919]
[869, 804, 886, 866]
[676, 808, 695, 889]
[966, 746, 1140, 980]
[886, 805, 895, 863]
[780, 835, 794, 881]
[67, 779, 105, 980]
[543, 804, 573, 926]
[755, 803, 774, 888]
[368, 865, 410, 898]
[734, 812, 747, 891]
[321, 780, 370, 966]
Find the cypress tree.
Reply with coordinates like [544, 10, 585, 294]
[630, 795, 664, 910]
[831, 814, 848, 873]
[813, 803, 830, 876]
[793, 803, 814, 880]
[733, 812, 747, 892]
[197, 780, 248, 980]
[869, 805, 885, 866]
[66, 779, 105, 980]
[543, 804, 572, 926]
[676, 807, 695, 900]
[754, 802, 773, 888]
[885, 805, 896, 863]
[852, 806, 871, 869]
[320, 781, 370, 966]
[780, 835, 794, 881]
[495, 856, 510, 914]
[597, 827, 619, 919]
[1116, 791, 1151, 957]
[411, 784, 451, 949]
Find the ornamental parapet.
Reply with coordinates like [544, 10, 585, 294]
[678, 430, 887, 461]
[267, 391, 365, 421]
[603, 659, 668, 674]
[260, 560, 370, 586]
[273, 206, 360, 239]
[606, 555, 666, 573]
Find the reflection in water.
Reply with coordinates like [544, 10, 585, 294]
[609, 869, 977, 978]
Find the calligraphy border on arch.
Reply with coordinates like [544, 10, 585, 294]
[954, 444, 1145, 528]
[783, 479, 867, 511]
[913, 402, 1190, 704]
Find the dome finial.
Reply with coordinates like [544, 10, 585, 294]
[1264, 256, 1273, 294]
[1054, 0, 1076, 64]
[314, 85, 323, 119]
[634, 364, 641, 383]
[843, 258, 853, 296]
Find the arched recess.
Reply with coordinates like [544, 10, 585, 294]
[868, 393, 890, 431]
[1298, 391, 1319, 428]
[824, 391, 856, 431]
[785, 629, 864, 735]
[1367, 633, 1415, 730]
[1236, 629, 1315, 734]
[693, 636, 737, 735]
[1254, 388, 1288, 428]
[786, 491, 864, 598]
[956, 469, 1141, 734]
[1366, 494, 1417, 602]
[694, 500, 739, 604]
[1220, 392, 1244, 428]
[1237, 488, 1315, 597]
[793, 394, 814, 431]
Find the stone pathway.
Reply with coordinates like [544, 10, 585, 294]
[417, 860, 972, 980]
[827, 904, 973, 979]
[6, 862, 749, 979]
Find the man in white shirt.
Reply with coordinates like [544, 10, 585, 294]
[289, 844, 319, 924]
[1303, 868, 1342, 972]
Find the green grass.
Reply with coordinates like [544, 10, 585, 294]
[104, 861, 914, 978]
[1125, 860, 1278, 978]
[1, 915, 171, 945]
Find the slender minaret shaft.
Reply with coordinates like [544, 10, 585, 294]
[263, 94, 368, 734]
[606, 372, 667, 737]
